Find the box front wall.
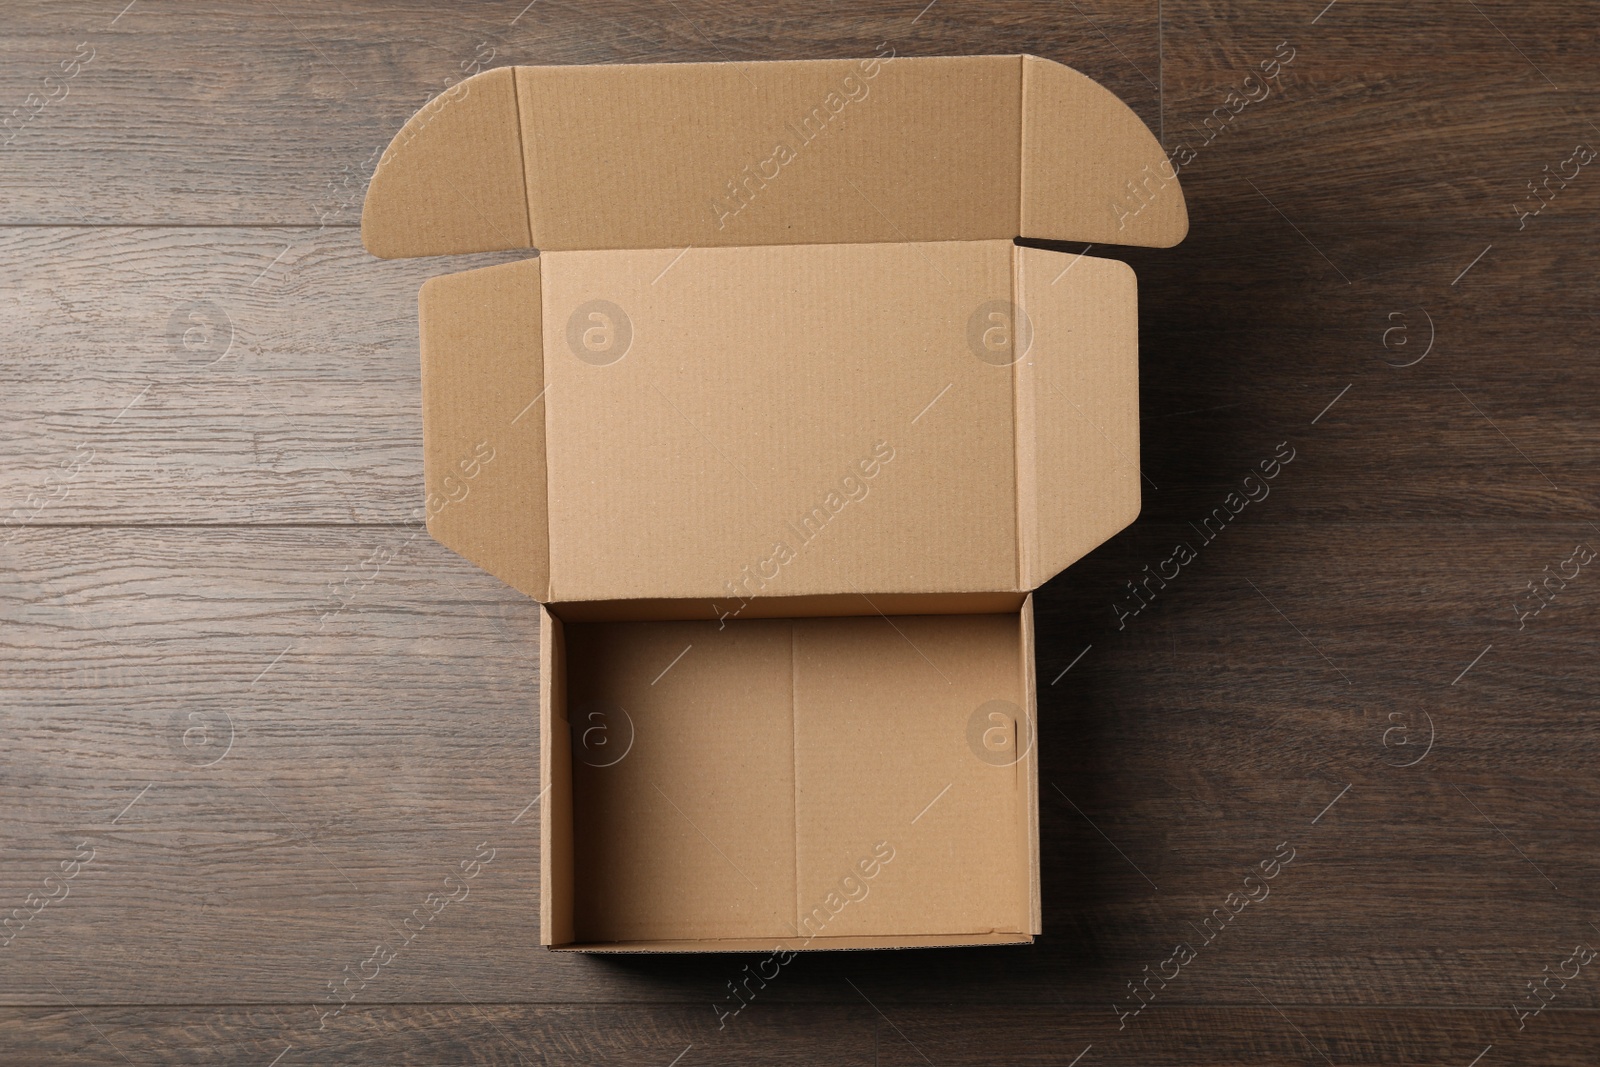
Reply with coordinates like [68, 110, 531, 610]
[541, 241, 1020, 603]
[555, 610, 1034, 947]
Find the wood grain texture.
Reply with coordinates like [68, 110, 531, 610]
[4, 0, 1600, 1064]
[0, 1004, 879, 1065]
[870, 1006, 1600, 1065]
[1160, 0, 1600, 227]
[4, 1005, 1599, 1065]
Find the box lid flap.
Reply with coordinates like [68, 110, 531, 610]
[362, 55, 1185, 257]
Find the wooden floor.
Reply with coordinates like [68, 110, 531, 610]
[3, 1, 1599, 1063]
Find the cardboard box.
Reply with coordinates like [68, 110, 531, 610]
[362, 55, 1185, 951]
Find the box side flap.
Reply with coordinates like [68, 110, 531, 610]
[419, 257, 551, 600]
[361, 66, 534, 259]
[1014, 247, 1142, 588]
[1020, 55, 1187, 247]
[514, 56, 1021, 250]
[539, 605, 574, 947]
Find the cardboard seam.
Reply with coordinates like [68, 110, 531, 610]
[537, 256, 555, 601]
[1021, 594, 1041, 936]
[1014, 57, 1029, 593]
[508, 66, 535, 249]
[1010, 246, 1034, 593]
[1015, 54, 1027, 237]
[1011, 246, 1021, 593]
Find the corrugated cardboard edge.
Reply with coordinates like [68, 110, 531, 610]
[1011, 245, 1038, 593]
[1020, 593, 1041, 935]
[539, 604, 574, 946]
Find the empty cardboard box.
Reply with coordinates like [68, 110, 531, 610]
[362, 54, 1186, 951]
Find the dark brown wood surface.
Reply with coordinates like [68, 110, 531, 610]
[3, 0, 1598, 1063]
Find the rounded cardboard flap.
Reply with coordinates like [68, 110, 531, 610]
[361, 66, 533, 259]
[1021, 55, 1188, 248]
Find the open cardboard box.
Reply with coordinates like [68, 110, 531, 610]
[363, 54, 1185, 951]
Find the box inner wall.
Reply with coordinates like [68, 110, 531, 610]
[561, 611, 1030, 944]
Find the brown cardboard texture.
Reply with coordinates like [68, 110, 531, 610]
[365, 56, 1185, 951]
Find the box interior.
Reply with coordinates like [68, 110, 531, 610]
[541, 595, 1038, 951]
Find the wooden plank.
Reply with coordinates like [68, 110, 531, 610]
[3, 1003, 1598, 1066]
[871, 1005, 1600, 1065]
[0, 0, 1160, 225]
[0, 1003, 877, 1066]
